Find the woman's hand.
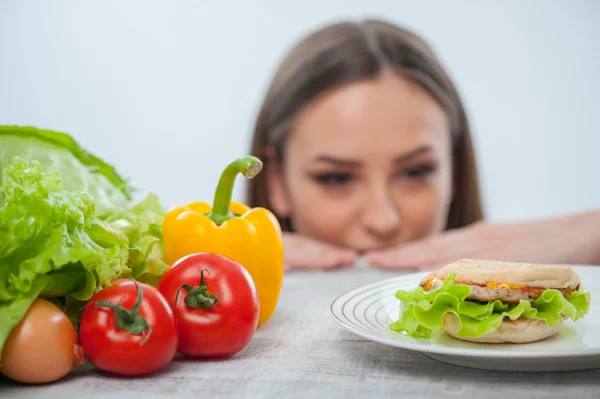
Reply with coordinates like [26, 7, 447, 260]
[282, 232, 358, 271]
[365, 210, 600, 270]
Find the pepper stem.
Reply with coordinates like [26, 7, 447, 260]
[94, 281, 152, 345]
[206, 155, 263, 225]
[174, 268, 220, 310]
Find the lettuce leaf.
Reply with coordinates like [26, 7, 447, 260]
[0, 157, 130, 352]
[389, 272, 591, 339]
[0, 125, 133, 217]
[0, 126, 170, 354]
[105, 193, 169, 286]
[0, 126, 167, 282]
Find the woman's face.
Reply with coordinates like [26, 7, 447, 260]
[268, 72, 454, 253]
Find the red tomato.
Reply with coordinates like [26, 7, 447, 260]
[157, 252, 259, 358]
[79, 280, 178, 376]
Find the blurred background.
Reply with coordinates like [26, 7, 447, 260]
[1, 0, 598, 222]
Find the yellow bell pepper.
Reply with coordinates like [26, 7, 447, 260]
[162, 155, 283, 327]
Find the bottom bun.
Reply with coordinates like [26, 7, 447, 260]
[442, 313, 564, 344]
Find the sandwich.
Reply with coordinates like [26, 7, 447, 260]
[389, 259, 591, 344]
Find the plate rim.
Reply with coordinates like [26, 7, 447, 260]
[329, 265, 600, 359]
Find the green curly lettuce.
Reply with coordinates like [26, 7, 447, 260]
[104, 193, 169, 287]
[0, 157, 130, 352]
[0, 126, 171, 354]
[389, 272, 591, 339]
[0, 125, 134, 217]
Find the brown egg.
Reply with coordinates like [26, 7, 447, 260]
[0, 298, 85, 384]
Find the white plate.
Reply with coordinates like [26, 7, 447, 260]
[329, 265, 600, 372]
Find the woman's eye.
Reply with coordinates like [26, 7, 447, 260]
[403, 165, 435, 179]
[313, 173, 353, 186]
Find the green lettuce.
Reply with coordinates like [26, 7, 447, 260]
[0, 126, 169, 284]
[0, 125, 133, 217]
[0, 157, 130, 351]
[389, 272, 591, 339]
[104, 193, 168, 287]
[0, 126, 170, 354]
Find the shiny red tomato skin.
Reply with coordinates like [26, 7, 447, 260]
[158, 252, 259, 358]
[79, 280, 178, 376]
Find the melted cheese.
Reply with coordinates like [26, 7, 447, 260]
[485, 281, 527, 289]
[421, 278, 443, 291]
[421, 277, 527, 291]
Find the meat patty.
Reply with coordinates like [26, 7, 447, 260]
[421, 279, 575, 303]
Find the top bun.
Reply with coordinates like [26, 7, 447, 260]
[421, 259, 580, 290]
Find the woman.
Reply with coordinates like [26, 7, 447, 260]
[246, 19, 600, 271]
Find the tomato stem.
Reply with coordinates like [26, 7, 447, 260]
[175, 268, 220, 310]
[94, 281, 152, 345]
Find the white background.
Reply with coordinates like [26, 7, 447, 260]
[1, 0, 598, 222]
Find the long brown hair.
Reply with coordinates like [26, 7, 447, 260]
[246, 19, 484, 231]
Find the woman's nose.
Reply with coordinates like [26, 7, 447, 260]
[360, 190, 400, 239]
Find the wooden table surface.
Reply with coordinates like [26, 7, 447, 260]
[2, 262, 599, 399]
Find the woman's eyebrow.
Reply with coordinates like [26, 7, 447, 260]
[393, 145, 432, 164]
[309, 145, 432, 167]
[309, 155, 361, 167]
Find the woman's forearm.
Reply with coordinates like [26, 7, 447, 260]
[565, 208, 600, 265]
[584, 209, 600, 264]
